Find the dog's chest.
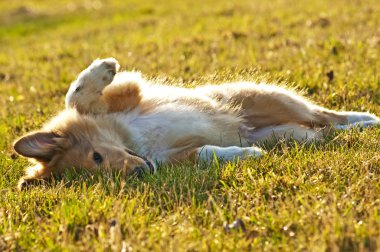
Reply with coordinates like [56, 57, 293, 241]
[115, 107, 213, 160]
[114, 103, 246, 161]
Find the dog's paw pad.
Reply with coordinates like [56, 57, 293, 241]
[89, 58, 120, 86]
[99, 58, 120, 75]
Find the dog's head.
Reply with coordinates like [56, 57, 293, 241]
[13, 110, 153, 187]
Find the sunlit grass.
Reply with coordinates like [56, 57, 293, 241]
[1, 0, 380, 250]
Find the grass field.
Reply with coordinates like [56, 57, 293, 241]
[1, 0, 380, 251]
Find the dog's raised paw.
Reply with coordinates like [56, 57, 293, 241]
[87, 58, 121, 88]
[98, 58, 120, 76]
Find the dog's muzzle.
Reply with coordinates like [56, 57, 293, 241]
[125, 149, 155, 175]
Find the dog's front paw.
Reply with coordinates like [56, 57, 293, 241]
[87, 58, 120, 88]
[244, 146, 266, 158]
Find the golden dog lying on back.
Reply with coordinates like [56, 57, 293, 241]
[13, 58, 380, 189]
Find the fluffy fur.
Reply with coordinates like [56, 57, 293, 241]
[13, 58, 380, 190]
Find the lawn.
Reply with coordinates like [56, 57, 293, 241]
[1, 0, 380, 251]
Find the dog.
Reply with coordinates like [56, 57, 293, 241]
[13, 58, 380, 190]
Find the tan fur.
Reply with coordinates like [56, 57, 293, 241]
[66, 62, 348, 128]
[102, 81, 142, 112]
[198, 83, 348, 127]
[14, 58, 380, 190]
[14, 111, 152, 190]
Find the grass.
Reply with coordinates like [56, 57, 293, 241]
[1, 0, 380, 250]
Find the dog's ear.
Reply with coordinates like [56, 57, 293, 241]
[13, 131, 64, 162]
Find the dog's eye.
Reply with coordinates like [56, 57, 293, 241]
[93, 152, 103, 165]
[74, 86, 82, 93]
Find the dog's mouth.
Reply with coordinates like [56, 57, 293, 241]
[125, 149, 155, 174]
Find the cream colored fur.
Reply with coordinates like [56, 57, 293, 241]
[13, 58, 380, 190]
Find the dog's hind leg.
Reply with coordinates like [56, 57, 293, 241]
[243, 117, 380, 146]
[242, 124, 325, 145]
[332, 118, 380, 130]
[206, 83, 379, 128]
[237, 85, 352, 128]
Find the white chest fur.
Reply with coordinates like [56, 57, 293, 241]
[114, 103, 246, 162]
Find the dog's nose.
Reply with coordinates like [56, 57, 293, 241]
[124, 149, 155, 174]
[131, 160, 154, 178]
[144, 159, 155, 174]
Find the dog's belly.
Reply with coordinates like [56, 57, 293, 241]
[115, 104, 247, 162]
